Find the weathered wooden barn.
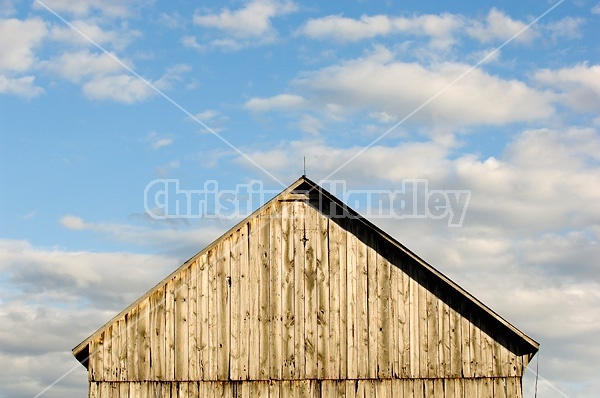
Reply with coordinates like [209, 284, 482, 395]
[73, 176, 538, 397]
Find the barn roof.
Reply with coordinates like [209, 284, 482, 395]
[73, 175, 538, 365]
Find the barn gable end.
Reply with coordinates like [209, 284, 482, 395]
[73, 176, 538, 397]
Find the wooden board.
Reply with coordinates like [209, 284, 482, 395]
[165, 277, 176, 380]
[270, 201, 283, 380]
[189, 260, 199, 380]
[293, 201, 306, 379]
[216, 239, 231, 380]
[174, 270, 189, 381]
[304, 205, 318, 378]
[316, 212, 329, 379]
[247, 219, 260, 380]
[259, 209, 273, 379]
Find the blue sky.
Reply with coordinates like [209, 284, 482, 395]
[1, 0, 599, 397]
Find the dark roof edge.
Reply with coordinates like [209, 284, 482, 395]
[300, 176, 539, 352]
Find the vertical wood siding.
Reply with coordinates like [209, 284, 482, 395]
[86, 199, 532, 397]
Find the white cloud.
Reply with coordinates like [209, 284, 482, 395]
[44, 50, 125, 82]
[32, 0, 137, 18]
[189, 0, 296, 50]
[59, 215, 87, 230]
[466, 8, 537, 44]
[300, 14, 394, 42]
[244, 93, 306, 112]
[44, 51, 189, 103]
[0, 18, 47, 72]
[82, 73, 154, 103]
[544, 17, 585, 40]
[49, 19, 141, 50]
[295, 114, 322, 136]
[592, 3, 600, 15]
[194, 0, 296, 37]
[535, 63, 600, 112]
[0, 75, 44, 98]
[293, 47, 553, 127]
[299, 12, 463, 48]
[151, 138, 173, 149]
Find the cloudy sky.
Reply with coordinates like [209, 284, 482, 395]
[1, 0, 599, 397]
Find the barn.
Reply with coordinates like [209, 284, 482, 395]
[73, 176, 539, 397]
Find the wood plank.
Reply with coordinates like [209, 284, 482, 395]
[389, 262, 399, 378]
[111, 321, 119, 381]
[165, 277, 176, 380]
[216, 239, 231, 380]
[460, 309, 472, 378]
[464, 378, 476, 398]
[408, 276, 419, 378]
[293, 200, 306, 379]
[365, 240, 377, 379]
[239, 224, 250, 379]
[174, 270, 189, 381]
[338, 222, 348, 379]
[345, 380, 356, 398]
[316, 212, 330, 379]
[418, 273, 428, 378]
[304, 204, 318, 378]
[248, 219, 261, 380]
[119, 381, 128, 398]
[118, 316, 127, 381]
[89, 338, 100, 381]
[270, 201, 283, 380]
[426, 284, 439, 378]
[391, 379, 404, 398]
[259, 209, 272, 380]
[327, 219, 340, 380]
[207, 248, 218, 381]
[100, 382, 110, 398]
[190, 381, 200, 398]
[126, 307, 138, 381]
[398, 262, 410, 378]
[269, 380, 280, 398]
[479, 377, 493, 398]
[471, 314, 482, 378]
[346, 228, 358, 379]
[281, 202, 295, 380]
[402, 379, 413, 398]
[198, 253, 209, 380]
[433, 378, 444, 398]
[481, 329, 494, 377]
[230, 229, 242, 380]
[103, 326, 112, 381]
[377, 379, 392, 398]
[438, 298, 450, 378]
[377, 253, 391, 379]
[139, 298, 151, 381]
[449, 293, 462, 378]
[149, 288, 165, 381]
[189, 261, 199, 381]
[89, 382, 98, 398]
[494, 377, 507, 398]
[356, 235, 369, 379]
[424, 379, 434, 398]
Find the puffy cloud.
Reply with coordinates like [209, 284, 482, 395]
[544, 17, 585, 40]
[33, 0, 137, 18]
[300, 14, 395, 42]
[49, 19, 141, 49]
[299, 12, 463, 48]
[0, 75, 44, 97]
[293, 47, 553, 127]
[535, 63, 600, 112]
[244, 93, 306, 112]
[45, 50, 190, 103]
[190, 0, 296, 49]
[82, 73, 154, 103]
[44, 50, 125, 82]
[466, 8, 537, 44]
[0, 18, 47, 72]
